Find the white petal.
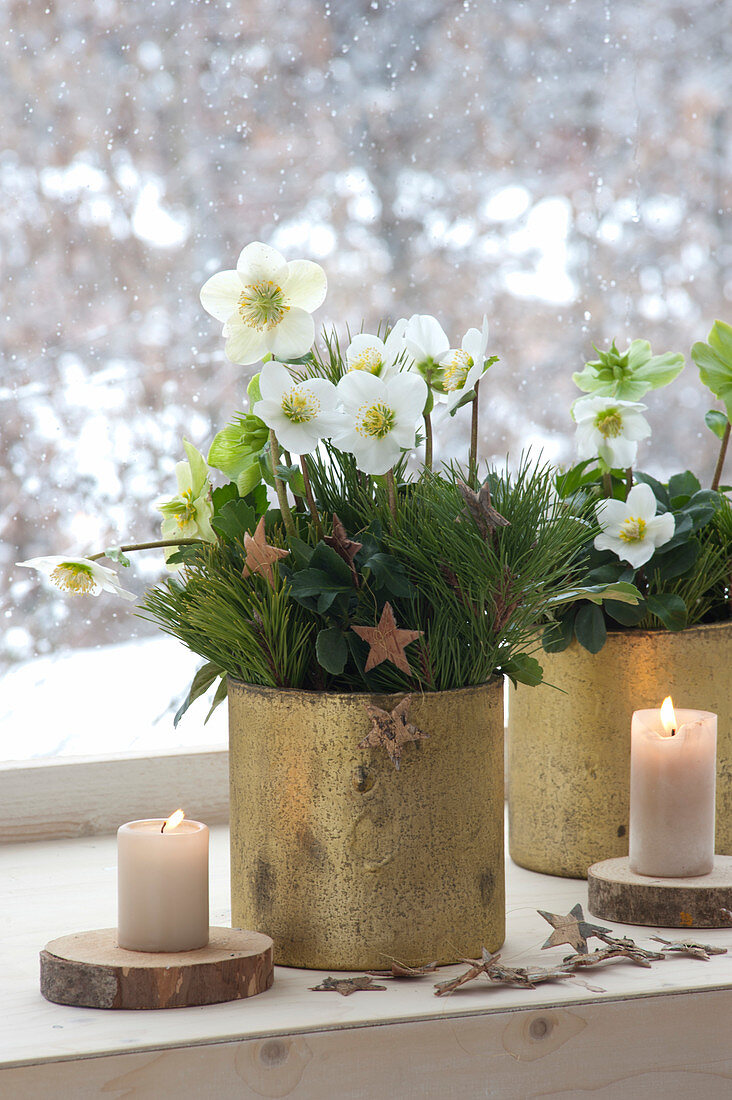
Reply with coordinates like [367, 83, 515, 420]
[646, 511, 675, 548]
[236, 241, 287, 286]
[619, 410, 652, 442]
[386, 371, 428, 414]
[595, 497, 631, 529]
[265, 308, 315, 360]
[600, 435, 637, 469]
[461, 327, 484, 362]
[353, 436, 401, 475]
[258, 361, 295, 402]
[252, 398, 284, 430]
[303, 377, 340, 409]
[224, 324, 268, 366]
[347, 333, 385, 370]
[593, 532, 653, 569]
[404, 314, 450, 362]
[199, 270, 242, 323]
[625, 482, 658, 519]
[337, 370, 385, 410]
[283, 259, 327, 312]
[270, 416, 321, 455]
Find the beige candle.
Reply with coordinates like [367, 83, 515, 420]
[629, 698, 717, 878]
[117, 810, 209, 952]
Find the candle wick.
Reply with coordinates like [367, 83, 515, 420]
[161, 822, 166, 833]
[671, 728, 676, 737]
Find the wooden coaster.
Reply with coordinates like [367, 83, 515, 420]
[40, 927, 274, 1010]
[588, 856, 732, 929]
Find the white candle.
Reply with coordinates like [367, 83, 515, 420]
[629, 698, 717, 878]
[117, 811, 209, 952]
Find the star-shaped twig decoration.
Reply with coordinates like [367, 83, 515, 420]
[242, 517, 289, 586]
[434, 949, 501, 996]
[651, 936, 728, 961]
[367, 960, 440, 979]
[434, 948, 575, 996]
[352, 601, 423, 675]
[456, 479, 510, 540]
[309, 975, 386, 996]
[359, 695, 428, 771]
[324, 513, 362, 585]
[538, 903, 611, 955]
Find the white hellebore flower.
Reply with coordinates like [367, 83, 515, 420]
[157, 439, 216, 557]
[345, 318, 408, 380]
[333, 370, 428, 475]
[200, 241, 327, 366]
[403, 314, 450, 384]
[594, 482, 675, 569]
[440, 315, 491, 412]
[16, 556, 136, 601]
[253, 362, 345, 455]
[574, 396, 651, 469]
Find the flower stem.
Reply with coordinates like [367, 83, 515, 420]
[625, 467, 633, 494]
[424, 411, 433, 472]
[89, 538, 202, 561]
[469, 379, 481, 485]
[385, 468, 398, 522]
[711, 421, 730, 491]
[602, 472, 613, 498]
[269, 429, 296, 536]
[299, 455, 324, 540]
[283, 448, 305, 512]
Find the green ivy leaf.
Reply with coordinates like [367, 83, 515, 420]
[645, 593, 688, 631]
[175, 662, 224, 727]
[316, 627, 348, 675]
[547, 581, 641, 608]
[211, 499, 257, 542]
[542, 613, 575, 653]
[604, 597, 647, 626]
[574, 602, 607, 653]
[705, 409, 730, 440]
[650, 537, 699, 582]
[667, 471, 701, 506]
[501, 653, 544, 688]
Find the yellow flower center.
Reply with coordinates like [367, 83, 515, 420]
[349, 347, 384, 375]
[50, 562, 96, 595]
[442, 349, 473, 392]
[595, 409, 623, 438]
[238, 281, 288, 331]
[618, 516, 647, 543]
[174, 488, 197, 529]
[358, 402, 396, 439]
[281, 388, 319, 424]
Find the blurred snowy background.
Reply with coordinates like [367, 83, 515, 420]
[2, 0, 731, 759]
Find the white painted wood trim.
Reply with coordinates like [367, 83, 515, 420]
[2, 989, 731, 1099]
[0, 747, 229, 843]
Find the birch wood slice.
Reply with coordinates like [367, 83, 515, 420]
[40, 927, 274, 1009]
[588, 856, 732, 928]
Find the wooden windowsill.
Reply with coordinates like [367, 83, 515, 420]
[1, 827, 731, 1097]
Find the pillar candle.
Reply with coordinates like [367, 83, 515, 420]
[117, 812, 209, 951]
[629, 700, 717, 878]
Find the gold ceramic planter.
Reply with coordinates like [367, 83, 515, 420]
[508, 620, 732, 878]
[228, 679, 505, 970]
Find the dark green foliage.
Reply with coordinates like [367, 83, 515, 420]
[548, 463, 732, 652]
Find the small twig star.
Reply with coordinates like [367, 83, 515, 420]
[359, 695, 428, 771]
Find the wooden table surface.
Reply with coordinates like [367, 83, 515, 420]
[2, 825, 732, 1099]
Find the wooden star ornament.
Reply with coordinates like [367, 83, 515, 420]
[538, 903, 611, 955]
[309, 975, 386, 996]
[359, 695, 428, 771]
[241, 517, 289, 586]
[456, 479, 510, 540]
[352, 601, 423, 675]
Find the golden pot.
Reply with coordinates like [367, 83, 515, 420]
[228, 679, 505, 969]
[508, 620, 732, 878]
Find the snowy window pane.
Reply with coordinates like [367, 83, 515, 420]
[2, 1, 729, 759]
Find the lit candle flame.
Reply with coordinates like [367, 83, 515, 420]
[660, 696, 677, 737]
[161, 808, 185, 833]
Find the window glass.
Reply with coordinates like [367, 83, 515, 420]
[3, 0, 729, 759]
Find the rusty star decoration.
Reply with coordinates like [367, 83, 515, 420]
[352, 601, 423, 675]
[456, 479, 510, 541]
[359, 695, 428, 771]
[241, 516, 289, 586]
[538, 903, 611, 955]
